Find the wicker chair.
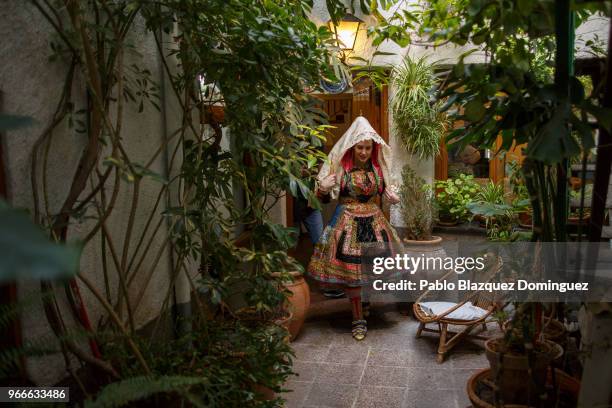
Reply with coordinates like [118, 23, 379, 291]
[412, 256, 504, 363]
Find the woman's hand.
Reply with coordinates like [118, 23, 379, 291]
[319, 173, 336, 193]
[384, 189, 400, 204]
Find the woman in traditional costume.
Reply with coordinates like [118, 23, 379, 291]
[308, 116, 401, 340]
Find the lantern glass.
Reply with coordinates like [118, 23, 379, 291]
[328, 14, 362, 51]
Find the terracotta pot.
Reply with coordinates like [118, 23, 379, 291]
[568, 214, 591, 225]
[274, 310, 293, 344]
[542, 318, 566, 346]
[471, 214, 486, 227]
[484, 337, 554, 404]
[402, 235, 443, 245]
[467, 368, 527, 408]
[272, 271, 310, 341]
[466, 367, 579, 408]
[403, 236, 449, 291]
[544, 339, 564, 367]
[518, 211, 532, 228]
[547, 367, 580, 401]
[252, 383, 275, 401]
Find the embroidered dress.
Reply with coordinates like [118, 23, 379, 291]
[308, 164, 401, 286]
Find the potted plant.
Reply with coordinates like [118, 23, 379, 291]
[399, 165, 440, 243]
[472, 181, 506, 224]
[270, 271, 310, 341]
[467, 181, 517, 240]
[483, 304, 559, 405]
[253, 221, 311, 342]
[391, 56, 447, 160]
[435, 173, 479, 225]
[568, 206, 591, 224]
[515, 197, 533, 228]
[507, 160, 533, 228]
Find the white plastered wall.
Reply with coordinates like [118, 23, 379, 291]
[0, 4, 229, 384]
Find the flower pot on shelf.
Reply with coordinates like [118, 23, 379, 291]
[484, 337, 555, 405]
[271, 271, 310, 341]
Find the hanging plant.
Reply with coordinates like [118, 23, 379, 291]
[390, 56, 447, 159]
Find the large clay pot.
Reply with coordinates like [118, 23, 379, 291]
[252, 383, 275, 401]
[437, 218, 459, 227]
[485, 337, 554, 404]
[466, 367, 579, 408]
[466, 368, 527, 408]
[401, 236, 449, 306]
[542, 317, 566, 346]
[544, 339, 564, 368]
[402, 235, 443, 246]
[272, 271, 310, 341]
[518, 211, 532, 228]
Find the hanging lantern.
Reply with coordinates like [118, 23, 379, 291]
[328, 13, 363, 51]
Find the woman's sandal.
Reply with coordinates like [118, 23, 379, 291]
[352, 319, 367, 341]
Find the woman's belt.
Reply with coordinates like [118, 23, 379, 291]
[339, 196, 378, 205]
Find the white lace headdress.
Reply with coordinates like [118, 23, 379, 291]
[317, 116, 398, 199]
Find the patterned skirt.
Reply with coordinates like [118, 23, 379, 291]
[307, 201, 400, 287]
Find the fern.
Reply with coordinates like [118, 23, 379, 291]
[85, 375, 209, 408]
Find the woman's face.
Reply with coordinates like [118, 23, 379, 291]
[353, 140, 373, 165]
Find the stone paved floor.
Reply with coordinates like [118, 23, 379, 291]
[282, 301, 501, 408]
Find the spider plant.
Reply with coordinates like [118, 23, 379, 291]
[475, 181, 506, 204]
[390, 56, 447, 159]
[468, 181, 516, 240]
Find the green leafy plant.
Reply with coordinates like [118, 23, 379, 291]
[399, 165, 438, 240]
[468, 181, 517, 240]
[5, 0, 349, 405]
[434, 174, 479, 223]
[475, 181, 506, 205]
[390, 56, 447, 159]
